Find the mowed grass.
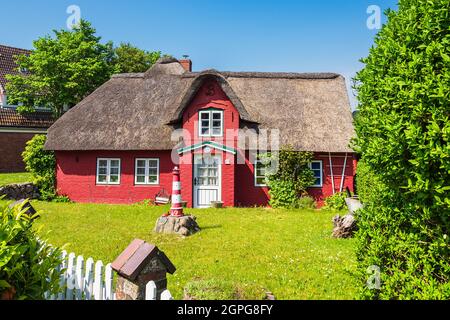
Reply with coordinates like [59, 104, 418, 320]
[0, 172, 32, 186]
[2, 200, 357, 299]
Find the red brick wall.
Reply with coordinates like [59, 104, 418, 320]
[0, 132, 37, 173]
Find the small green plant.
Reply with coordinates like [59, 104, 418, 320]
[323, 192, 347, 211]
[22, 135, 57, 200]
[0, 200, 63, 300]
[294, 196, 316, 209]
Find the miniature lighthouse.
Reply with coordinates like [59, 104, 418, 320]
[154, 166, 200, 236]
[169, 166, 184, 217]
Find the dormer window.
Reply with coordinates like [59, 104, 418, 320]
[199, 109, 223, 137]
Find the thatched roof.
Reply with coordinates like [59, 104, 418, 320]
[45, 59, 354, 153]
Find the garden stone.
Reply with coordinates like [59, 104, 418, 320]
[155, 215, 200, 237]
[332, 214, 357, 238]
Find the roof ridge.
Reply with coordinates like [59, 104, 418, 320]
[0, 44, 32, 53]
[182, 71, 340, 79]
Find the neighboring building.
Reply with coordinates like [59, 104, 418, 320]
[0, 44, 55, 173]
[45, 57, 356, 207]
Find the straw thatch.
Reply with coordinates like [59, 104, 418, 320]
[45, 59, 354, 152]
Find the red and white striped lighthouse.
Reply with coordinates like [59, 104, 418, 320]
[169, 166, 184, 217]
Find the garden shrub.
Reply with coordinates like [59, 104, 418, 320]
[22, 135, 57, 200]
[0, 200, 63, 299]
[294, 196, 316, 210]
[323, 192, 347, 211]
[264, 145, 316, 209]
[353, 0, 450, 299]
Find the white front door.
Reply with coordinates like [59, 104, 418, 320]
[193, 154, 221, 208]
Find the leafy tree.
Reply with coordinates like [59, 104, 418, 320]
[353, 0, 450, 299]
[6, 20, 115, 117]
[112, 43, 161, 73]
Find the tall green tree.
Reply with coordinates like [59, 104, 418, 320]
[6, 20, 115, 117]
[353, 0, 450, 299]
[113, 43, 161, 73]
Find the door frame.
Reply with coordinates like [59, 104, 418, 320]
[193, 153, 222, 208]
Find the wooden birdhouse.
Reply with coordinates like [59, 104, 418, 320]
[111, 239, 176, 300]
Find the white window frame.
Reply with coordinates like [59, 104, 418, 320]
[96, 158, 121, 185]
[198, 109, 224, 137]
[135, 158, 160, 185]
[254, 155, 268, 187]
[309, 160, 323, 187]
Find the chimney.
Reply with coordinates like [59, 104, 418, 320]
[179, 55, 192, 72]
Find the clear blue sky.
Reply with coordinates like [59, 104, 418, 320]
[0, 0, 398, 108]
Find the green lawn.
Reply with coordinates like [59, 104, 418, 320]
[3, 200, 357, 299]
[0, 172, 32, 186]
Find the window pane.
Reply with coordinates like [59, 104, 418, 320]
[110, 160, 120, 168]
[137, 168, 145, 175]
[256, 177, 266, 185]
[256, 167, 265, 177]
[110, 167, 119, 175]
[148, 176, 158, 183]
[148, 160, 158, 168]
[137, 160, 146, 168]
[212, 127, 221, 135]
[313, 170, 321, 178]
[212, 120, 221, 127]
[136, 175, 146, 183]
[99, 160, 107, 167]
[212, 113, 221, 120]
[314, 178, 321, 186]
[110, 175, 119, 183]
[98, 175, 107, 183]
[311, 162, 321, 170]
[201, 112, 210, 120]
[98, 167, 107, 175]
[149, 168, 158, 176]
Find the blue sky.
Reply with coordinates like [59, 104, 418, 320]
[0, 0, 398, 107]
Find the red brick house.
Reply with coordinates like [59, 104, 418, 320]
[0, 44, 54, 172]
[45, 57, 356, 208]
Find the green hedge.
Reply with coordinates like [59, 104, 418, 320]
[353, 0, 450, 299]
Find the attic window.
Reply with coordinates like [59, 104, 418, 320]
[199, 109, 223, 137]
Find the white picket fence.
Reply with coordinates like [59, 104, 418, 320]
[45, 250, 173, 300]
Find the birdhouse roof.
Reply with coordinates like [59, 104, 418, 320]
[111, 239, 176, 280]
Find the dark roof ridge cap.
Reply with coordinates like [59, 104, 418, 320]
[182, 71, 341, 79]
[112, 73, 145, 79]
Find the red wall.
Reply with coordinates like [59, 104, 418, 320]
[55, 150, 174, 204]
[236, 152, 357, 207]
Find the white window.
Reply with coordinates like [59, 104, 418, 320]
[135, 158, 160, 185]
[254, 155, 268, 187]
[199, 109, 223, 137]
[309, 161, 323, 187]
[97, 158, 121, 185]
